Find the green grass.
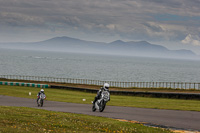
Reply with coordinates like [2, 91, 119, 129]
[0, 106, 172, 133]
[1, 85, 200, 111]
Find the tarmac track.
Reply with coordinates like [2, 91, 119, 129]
[1, 95, 200, 131]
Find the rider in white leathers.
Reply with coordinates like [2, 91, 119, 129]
[37, 89, 45, 103]
[93, 83, 110, 107]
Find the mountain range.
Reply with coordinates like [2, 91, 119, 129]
[0, 36, 197, 59]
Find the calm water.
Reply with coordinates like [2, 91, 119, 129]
[0, 49, 200, 82]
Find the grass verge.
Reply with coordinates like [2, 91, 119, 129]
[0, 106, 172, 133]
[1, 85, 200, 111]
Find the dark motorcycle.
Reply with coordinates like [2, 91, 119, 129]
[92, 90, 110, 112]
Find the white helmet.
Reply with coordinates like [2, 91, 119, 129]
[103, 83, 109, 90]
[41, 89, 44, 92]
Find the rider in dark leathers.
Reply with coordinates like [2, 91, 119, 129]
[93, 83, 110, 107]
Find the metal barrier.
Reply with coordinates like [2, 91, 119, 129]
[0, 75, 199, 90]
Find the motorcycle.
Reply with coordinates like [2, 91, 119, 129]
[92, 90, 110, 112]
[37, 93, 46, 107]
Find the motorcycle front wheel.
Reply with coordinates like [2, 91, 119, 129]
[41, 100, 43, 107]
[92, 103, 96, 112]
[99, 101, 106, 112]
[37, 99, 40, 107]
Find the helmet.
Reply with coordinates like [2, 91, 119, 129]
[103, 83, 109, 90]
[41, 89, 44, 92]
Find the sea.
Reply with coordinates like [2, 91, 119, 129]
[0, 49, 200, 83]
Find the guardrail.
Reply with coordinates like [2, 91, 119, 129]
[0, 75, 200, 90]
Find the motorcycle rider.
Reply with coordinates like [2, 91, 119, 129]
[93, 83, 110, 107]
[37, 89, 45, 103]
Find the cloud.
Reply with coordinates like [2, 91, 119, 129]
[0, 12, 45, 27]
[0, 0, 200, 45]
[182, 34, 200, 46]
[106, 24, 117, 30]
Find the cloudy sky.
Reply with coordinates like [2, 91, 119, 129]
[0, 0, 200, 55]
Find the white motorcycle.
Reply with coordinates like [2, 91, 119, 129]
[92, 90, 110, 112]
[37, 93, 46, 107]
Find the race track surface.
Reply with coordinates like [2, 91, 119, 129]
[1, 95, 200, 131]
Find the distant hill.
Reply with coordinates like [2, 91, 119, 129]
[0, 36, 197, 59]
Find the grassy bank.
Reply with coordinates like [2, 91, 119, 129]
[1, 85, 200, 111]
[0, 106, 171, 133]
